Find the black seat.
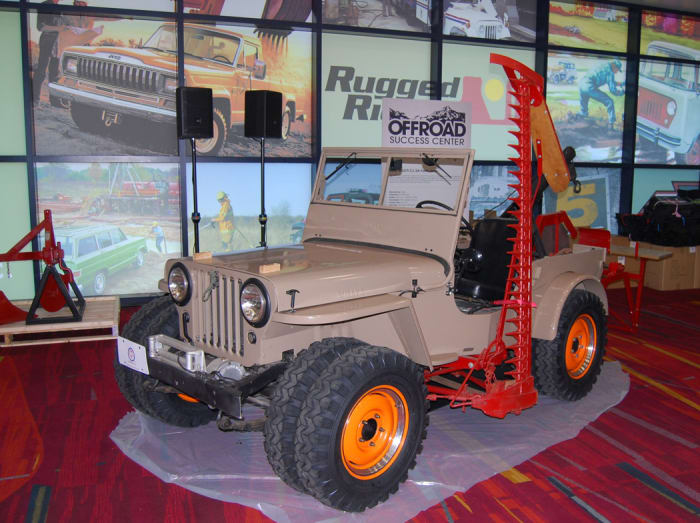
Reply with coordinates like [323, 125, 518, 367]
[454, 217, 516, 302]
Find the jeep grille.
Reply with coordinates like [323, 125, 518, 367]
[190, 269, 243, 356]
[72, 56, 164, 93]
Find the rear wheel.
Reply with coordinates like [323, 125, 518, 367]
[113, 295, 216, 427]
[533, 290, 606, 400]
[281, 106, 292, 140]
[295, 345, 428, 512]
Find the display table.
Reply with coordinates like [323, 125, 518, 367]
[608, 244, 672, 330]
[0, 295, 119, 348]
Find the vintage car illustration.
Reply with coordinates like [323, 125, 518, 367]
[48, 23, 306, 155]
[547, 60, 577, 84]
[637, 41, 700, 165]
[53, 225, 147, 295]
[443, 0, 511, 40]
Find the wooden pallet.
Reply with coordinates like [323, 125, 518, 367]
[0, 296, 120, 348]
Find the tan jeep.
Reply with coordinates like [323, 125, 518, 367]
[49, 23, 305, 154]
[115, 143, 607, 511]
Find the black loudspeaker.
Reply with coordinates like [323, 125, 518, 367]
[176, 87, 213, 139]
[244, 90, 282, 138]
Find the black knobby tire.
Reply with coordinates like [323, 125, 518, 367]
[114, 295, 216, 427]
[533, 290, 606, 401]
[295, 346, 429, 512]
[263, 337, 364, 493]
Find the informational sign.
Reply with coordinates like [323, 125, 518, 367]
[381, 98, 471, 149]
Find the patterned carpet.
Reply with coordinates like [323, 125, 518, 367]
[1, 288, 698, 522]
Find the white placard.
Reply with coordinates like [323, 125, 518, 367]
[117, 336, 150, 375]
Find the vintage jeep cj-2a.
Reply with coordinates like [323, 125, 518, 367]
[115, 55, 607, 512]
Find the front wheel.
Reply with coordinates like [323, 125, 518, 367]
[113, 295, 216, 427]
[295, 345, 428, 512]
[533, 290, 606, 401]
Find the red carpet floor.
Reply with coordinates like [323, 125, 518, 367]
[1, 288, 698, 522]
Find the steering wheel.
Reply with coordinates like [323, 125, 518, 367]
[416, 200, 473, 235]
[212, 55, 231, 64]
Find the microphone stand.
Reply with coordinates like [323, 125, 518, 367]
[190, 137, 201, 253]
[259, 136, 267, 248]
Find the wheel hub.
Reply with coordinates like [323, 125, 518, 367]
[341, 385, 408, 480]
[565, 314, 597, 379]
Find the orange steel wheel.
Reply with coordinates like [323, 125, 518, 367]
[341, 385, 409, 480]
[565, 313, 597, 380]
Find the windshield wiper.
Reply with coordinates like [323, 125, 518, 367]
[325, 152, 357, 181]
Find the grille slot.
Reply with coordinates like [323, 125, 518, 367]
[484, 25, 498, 40]
[74, 56, 163, 93]
[640, 100, 662, 120]
[191, 269, 239, 355]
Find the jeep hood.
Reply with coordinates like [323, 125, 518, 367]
[63, 46, 178, 72]
[210, 241, 448, 312]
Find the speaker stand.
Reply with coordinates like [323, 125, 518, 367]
[190, 138, 201, 253]
[258, 137, 268, 248]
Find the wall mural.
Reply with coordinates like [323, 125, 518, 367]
[35, 162, 180, 296]
[443, 0, 537, 42]
[548, 1, 628, 52]
[30, 13, 312, 158]
[546, 52, 626, 162]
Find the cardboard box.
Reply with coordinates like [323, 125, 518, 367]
[635, 241, 696, 291]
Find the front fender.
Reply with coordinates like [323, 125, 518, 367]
[533, 273, 607, 341]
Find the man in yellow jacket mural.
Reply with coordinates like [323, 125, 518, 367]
[212, 191, 234, 251]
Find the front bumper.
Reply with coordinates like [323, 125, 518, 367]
[48, 82, 175, 123]
[637, 120, 684, 152]
[145, 334, 285, 419]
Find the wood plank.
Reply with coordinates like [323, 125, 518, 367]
[0, 296, 119, 348]
[609, 246, 673, 261]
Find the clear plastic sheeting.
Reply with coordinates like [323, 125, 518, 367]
[110, 361, 629, 522]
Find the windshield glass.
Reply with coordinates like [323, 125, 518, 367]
[183, 27, 241, 63]
[318, 150, 468, 212]
[641, 58, 698, 91]
[143, 25, 177, 53]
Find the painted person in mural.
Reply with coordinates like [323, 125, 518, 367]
[212, 191, 235, 251]
[571, 59, 624, 132]
[33, 0, 63, 102]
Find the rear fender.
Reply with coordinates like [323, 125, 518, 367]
[533, 273, 607, 341]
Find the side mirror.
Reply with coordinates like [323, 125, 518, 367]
[253, 59, 266, 79]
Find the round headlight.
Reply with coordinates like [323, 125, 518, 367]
[240, 279, 269, 327]
[168, 263, 191, 305]
[666, 100, 677, 116]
